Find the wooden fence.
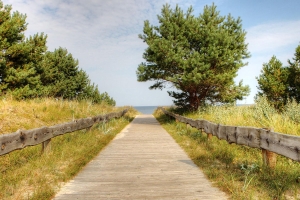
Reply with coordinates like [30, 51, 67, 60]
[159, 107, 300, 167]
[0, 109, 128, 156]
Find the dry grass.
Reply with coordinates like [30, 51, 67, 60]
[154, 99, 300, 200]
[186, 97, 300, 136]
[0, 97, 137, 200]
[0, 97, 119, 134]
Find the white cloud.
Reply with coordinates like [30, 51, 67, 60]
[3, 0, 299, 106]
[246, 20, 300, 54]
[235, 20, 300, 104]
[3, 0, 187, 105]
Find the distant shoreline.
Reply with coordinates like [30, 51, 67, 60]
[133, 106, 159, 114]
[133, 104, 255, 114]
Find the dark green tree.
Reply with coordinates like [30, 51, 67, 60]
[40, 47, 116, 105]
[0, 0, 116, 105]
[0, 1, 47, 99]
[287, 45, 300, 102]
[256, 56, 289, 109]
[40, 47, 90, 99]
[99, 92, 116, 106]
[137, 4, 250, 110]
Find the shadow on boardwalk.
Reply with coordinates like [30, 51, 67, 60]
[53, 115, 228, 200]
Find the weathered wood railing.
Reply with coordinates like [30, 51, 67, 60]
[159, 107, 300, 167]
[0, 109, 128, 156]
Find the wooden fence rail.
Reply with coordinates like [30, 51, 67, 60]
[0, 109, 128, 156]
[159, 107, 300, 166]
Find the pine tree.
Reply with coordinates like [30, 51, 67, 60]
[40, 47, 116, 105]
[99, 92, 116, 106]
[0, 1, 47, 99]
[137, 4, 250, 110]
[256, 56, 289, 109]
[0, 0, 116, 105]
[287, 45, 300, 102]
[40, 47, 87, 99]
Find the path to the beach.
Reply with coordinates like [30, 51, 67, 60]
[53, 115, 228, 200]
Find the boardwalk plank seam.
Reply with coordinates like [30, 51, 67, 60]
[53, 115, 227, 200]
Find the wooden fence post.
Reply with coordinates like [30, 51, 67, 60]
[42, 139, 51, 154]
[262, 149, 277, 168]
[186, 124, 191, 134]
[262, 128, 277, 168]
[207, 133, 213, 140]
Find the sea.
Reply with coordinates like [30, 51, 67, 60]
[133, 105, 253, 114]
[133, 106, 159, 114]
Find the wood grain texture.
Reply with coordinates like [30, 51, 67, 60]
[160, 107, 300, 162]
[0, 109, 127, 156]
[53, 115, 228, 200]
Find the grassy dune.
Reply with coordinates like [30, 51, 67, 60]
[0, 97, 137, 200]
[154, 98, 300, 199]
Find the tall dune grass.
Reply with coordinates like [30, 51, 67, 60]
[155, 97, 300, 199]
[0, 97, 137, 200]
[0, 97, 117, 134]
[186, 97, 300, 136]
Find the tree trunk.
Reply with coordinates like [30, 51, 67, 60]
[188, 91, 200, 111]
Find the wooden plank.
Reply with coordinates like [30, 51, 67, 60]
[0, 109, 128, 156]
[210, 122, 219, 137]
[236, 127, 261, 148]
[92, 115, 103, 123]
[0, 131, 23, 155]
[0, 127, 50, 155]
[53, 115, 228, 199]
[159, 108, 300, 162]
[195, 119, 204, 129]
[204, 120, 218, 135]
[226, 126, 237, 144]
[218, 125, 236, 143]
[186, 118, 198, 128]
[260, 130, 300, 161]
[217, 125, 227, 140]
[176, 115, 185, 123]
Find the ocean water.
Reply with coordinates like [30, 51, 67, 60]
[133, 106, 158, 114]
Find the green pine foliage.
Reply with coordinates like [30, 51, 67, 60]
[137, 4, 250, 110]
[256, 56, 289, 109]
[287, 45, 300, 102]
[40, 47, 88, 99]
[0, 0, 115, 105]
[256, 44, 300, 109]
[0, 2, 44, 98]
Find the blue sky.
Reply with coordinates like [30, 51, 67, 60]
[4, 0, 300, 106]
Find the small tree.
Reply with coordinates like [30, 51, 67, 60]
[256, 45, 300, 109]
[256, 56, 289, 109]
[287, 45, 300, 102]
[137, 4, 250, 110]
[99, 92, 116, 106]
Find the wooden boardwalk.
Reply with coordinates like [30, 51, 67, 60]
[53, 115, 227, 200]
